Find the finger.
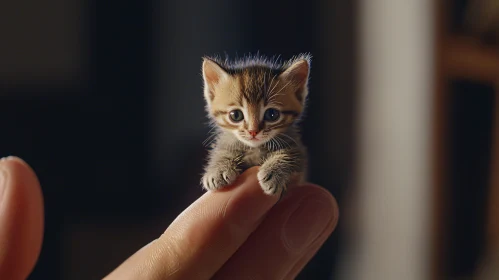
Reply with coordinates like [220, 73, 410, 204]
[213, 184, 338, 279]
[283, 190, 339, 279]
[282, 235, 329, 279]
[105, 167, 280, 280]
[0, 157, 44, 280]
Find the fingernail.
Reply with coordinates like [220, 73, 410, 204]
[0, 156, 21, 163]
[0, 164, 7, 206]
[282, 195, 334, 252]
[0, 156, 19, 206]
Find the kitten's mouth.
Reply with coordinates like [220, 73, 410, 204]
[241, 134, 260, 141]
[242, 136, 264, 144]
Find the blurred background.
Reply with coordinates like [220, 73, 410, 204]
[0, 0, 498, 279]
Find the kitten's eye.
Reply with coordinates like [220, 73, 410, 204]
[264, 108, 280, 122]
[229, 110, 244, 122]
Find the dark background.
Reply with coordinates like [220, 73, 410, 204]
[443, 0, 498, 277]
[0, 0, 356, 279]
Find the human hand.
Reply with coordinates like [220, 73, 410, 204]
[0, 157, 339, 280]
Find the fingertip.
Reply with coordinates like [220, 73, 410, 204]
[0, 156, 29, 165]
[212, 182, 340, 279]
[0, 156, 43, 209]
[0, 156, 44, 280]
[286, 183, 339, 229]
[0, 157, 37, 182]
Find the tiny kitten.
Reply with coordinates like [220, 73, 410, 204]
[200, 54, 310, 195]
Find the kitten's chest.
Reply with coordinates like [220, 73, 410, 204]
[243, 147, 268, 167]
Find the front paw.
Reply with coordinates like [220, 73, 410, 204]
[202, 168, 239, 191]
[257, 167, 286, 195]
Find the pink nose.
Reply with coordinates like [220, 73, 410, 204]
[248, 130, 259, 137]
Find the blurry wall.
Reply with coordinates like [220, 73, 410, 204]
[337, 0, 433, 279]
[0, 0, 356, 279]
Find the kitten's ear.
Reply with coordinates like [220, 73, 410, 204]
[280, 58, 310, 89]
[202, 58, 228, 103]
[279, 58, 310, 102]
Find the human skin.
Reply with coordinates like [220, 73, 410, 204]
[0, 156, 338, 280]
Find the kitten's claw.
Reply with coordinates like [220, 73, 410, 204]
[223, 171, 237, 183]
[202, 168, 239, 191]
[257, 168, 283, 195]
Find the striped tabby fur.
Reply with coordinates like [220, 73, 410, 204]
[201, 54, 311, 195]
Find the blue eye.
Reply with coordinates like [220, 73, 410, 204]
[264, 108, 280, 122]
[229, 110, 244, 122]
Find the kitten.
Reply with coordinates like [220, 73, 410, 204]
[200, 54, 310, 195]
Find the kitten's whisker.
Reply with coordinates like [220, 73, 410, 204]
[203, 131, 217, 142]
[278, 135, 293, 149]
[265, 73, 273, 99]
[266, 91, 286, 104]
[275, 136, 289, 150]
[272, 138, 281, 150]
[265, 139, 271, 150]
[202, 133, 218, 146]
[203, 138, 216, 147]
[267, 100, 284, 107]
[272, 80, 293, 98]
[267, 78, 279, 98]
[274, 54, 281, 65]
[273, 136, 286, 150]
[279, 133, 299, 147]
[268, 91, 286, 101]
[263, 72, 268, 99]
[207, 125, 218, 133]
[268, 74, 277, 92]
[266, 138, 272, 150]
[202, 136, 211, 145]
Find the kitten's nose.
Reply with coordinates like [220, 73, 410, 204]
[248, 130, 259, 137]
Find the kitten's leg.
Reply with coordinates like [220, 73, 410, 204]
[202, 150, 243, 191]
[258, 149, 304, 195]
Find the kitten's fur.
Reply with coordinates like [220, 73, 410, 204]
[201, 54, 310, 195]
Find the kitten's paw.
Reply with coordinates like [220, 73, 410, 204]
[202, 168, 239, 191]
[257, 167, 285, 195]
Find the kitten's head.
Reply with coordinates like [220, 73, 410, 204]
[202, 54, 311, 147]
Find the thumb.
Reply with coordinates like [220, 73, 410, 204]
[0, 157, 44, 280]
